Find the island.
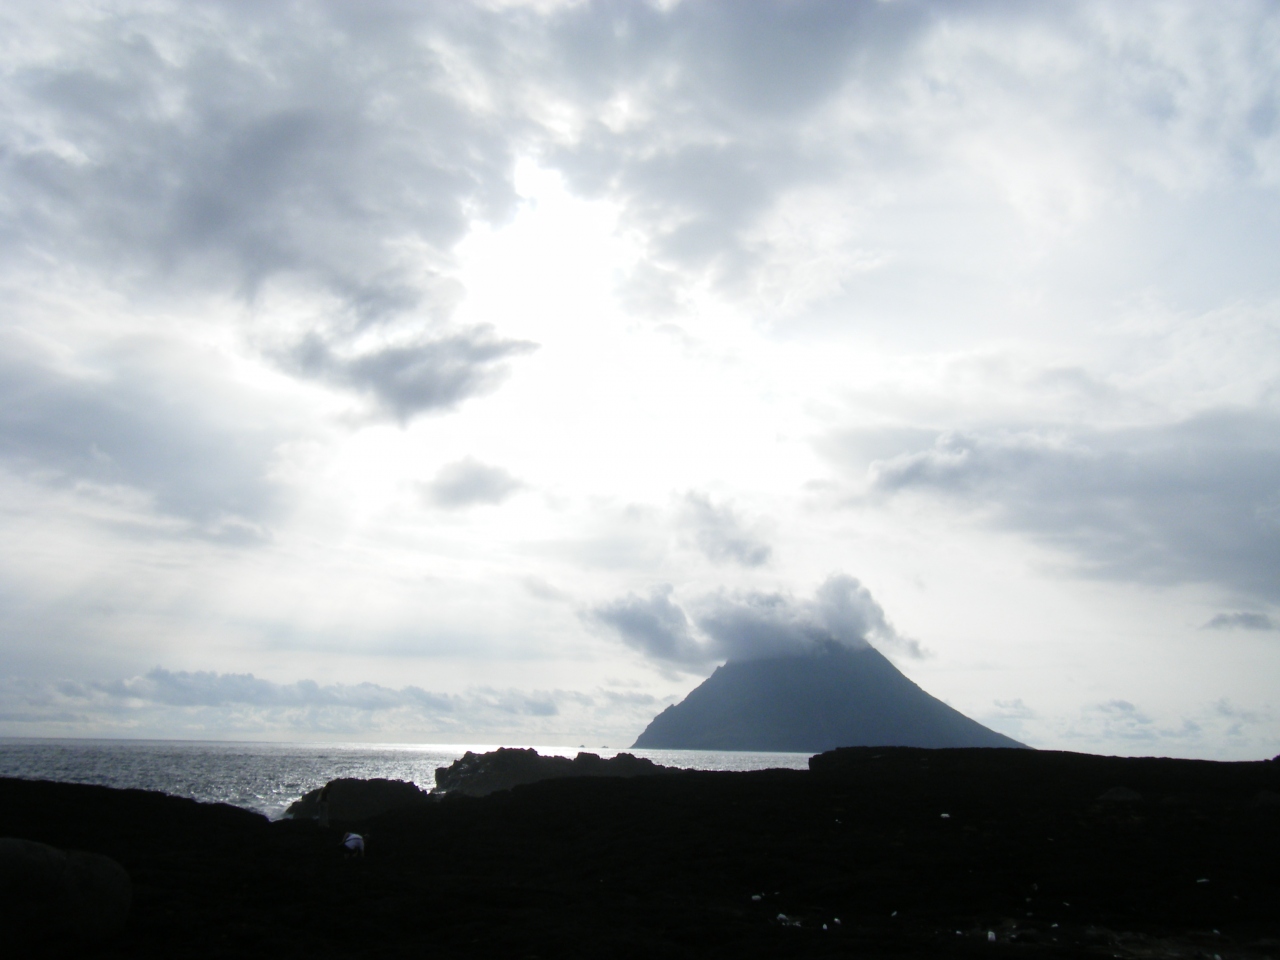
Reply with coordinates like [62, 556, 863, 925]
[634, 642, 1025, 751]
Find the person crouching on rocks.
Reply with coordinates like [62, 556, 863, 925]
[342, 832, 365, 859]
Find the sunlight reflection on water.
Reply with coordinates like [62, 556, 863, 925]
[0, 738, 811, 819]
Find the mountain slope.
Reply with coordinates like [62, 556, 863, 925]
[632, 643, 1025, 751]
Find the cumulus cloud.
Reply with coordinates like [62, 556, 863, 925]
[680, 492, 771, 566]
[591, 574, 918, 668]
[865, 411, 1280, 602]
[423, 457, 526, 509]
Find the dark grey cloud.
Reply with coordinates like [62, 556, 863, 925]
[8, 1, 1274, 426]
[545, 0, 922, 118]
[8, 2, 1278, 323]
[3, 4, 517, 304]
[288, 331, 536, 421]
[681, 492, 771, 567]
[864, 411, 1280, 602]
[694, 573, 917, 661]
[1203, 612, 1276, 631]
[591, 574, 916, 668]
[591, 584, 703, 664]
[2, 2, 529, 411]
[423, 457, 525, 509]
[2, 1, 923, 321]
[0, 338, 284, 537]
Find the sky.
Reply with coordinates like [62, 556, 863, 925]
[1, 0, 1277, 758]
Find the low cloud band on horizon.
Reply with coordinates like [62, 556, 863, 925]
[1, 668, 663, 741]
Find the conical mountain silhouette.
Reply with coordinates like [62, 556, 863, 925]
[632, 642, 1025, 751]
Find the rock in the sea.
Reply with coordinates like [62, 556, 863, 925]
[433, 748, 677, 798]
[286, 777, 430, 822]
[0, 837, 131, 944]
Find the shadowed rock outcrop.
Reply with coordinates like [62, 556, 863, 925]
[3, 750, 1278, 958]
[286, 777, 430, 822]
[633, 642, 1026, 751]
[0, 837, 131, 946]
[433, 747, 678, 797]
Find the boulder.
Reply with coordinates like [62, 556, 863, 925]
[0, 837, 131, 945]
[286, 777, 430, 822]
[433, 747, 677, 798]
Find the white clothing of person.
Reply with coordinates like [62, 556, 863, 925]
[342, 832, 365, 856]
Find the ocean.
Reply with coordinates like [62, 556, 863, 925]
[0, 738, 812, 819]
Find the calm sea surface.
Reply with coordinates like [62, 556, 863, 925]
[0, 738, 812, 819]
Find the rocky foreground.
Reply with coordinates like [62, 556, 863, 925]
[2, 746, 1278, 958]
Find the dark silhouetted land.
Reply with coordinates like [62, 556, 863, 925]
[634, 643, 1025, 750]
[4, 746, 1279, 958]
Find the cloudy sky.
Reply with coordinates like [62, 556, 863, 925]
[1, 0, 1277, 758]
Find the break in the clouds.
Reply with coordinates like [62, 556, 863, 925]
[0, 1, 1277, 757]
[592, 574, 918, 669]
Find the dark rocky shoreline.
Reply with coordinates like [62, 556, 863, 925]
[3, 746, 1278, 958]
